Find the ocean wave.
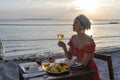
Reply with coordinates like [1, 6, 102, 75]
[2, 38, 68, 41]
[2, 35, 120, 42]
[6, 46, 120, 55]
[96, 46, 120, 54]
[0, 24, 71, 26]
[6, 49, 32, 53]
[5, 45, 21, 48]
[94, 36, 120, 38]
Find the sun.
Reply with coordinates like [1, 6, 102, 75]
[73, 0, 101, 13]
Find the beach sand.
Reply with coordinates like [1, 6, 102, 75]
[0, 51, 120, 80]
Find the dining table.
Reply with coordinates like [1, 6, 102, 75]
[18, 58, 95, 80]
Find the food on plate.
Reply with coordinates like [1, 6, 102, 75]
[47, 62, 69, 73]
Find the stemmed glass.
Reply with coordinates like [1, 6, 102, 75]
[48, 52, 55, 63]
[41, 60, 49, 79]
[41, 60, 49, 71]
[57, 34, 64, 40]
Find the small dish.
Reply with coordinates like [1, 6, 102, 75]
[20, 62, 44, 73]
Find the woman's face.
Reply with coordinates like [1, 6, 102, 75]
[73, 19, 83, 32]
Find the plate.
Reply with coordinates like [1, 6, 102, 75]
[46, 69, 69, 75]
[20, 62, 44, 73]
[46, 62, 70, 75]
[70, 62, 83, 70]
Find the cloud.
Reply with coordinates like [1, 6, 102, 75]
[0, 0, 120, 19]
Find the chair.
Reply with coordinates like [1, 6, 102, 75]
[94, 53, 114, 80]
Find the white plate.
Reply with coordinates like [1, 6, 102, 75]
[19, 62, 44, 73]
[46, 69, 69, 75]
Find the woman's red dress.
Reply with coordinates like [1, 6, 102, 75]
[68, 40, 100, 80]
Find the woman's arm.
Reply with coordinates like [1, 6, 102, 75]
[66, 47, 73, 59]
[76, 53, 94, 67]
[58, 41, 72, 59]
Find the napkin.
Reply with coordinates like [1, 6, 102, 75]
[70, 62, 83, 70]
[20, 62, 45, 73]
[65, 59, 74, 66]
[23, 71, 47, 78]
[65, 56, 76, 66]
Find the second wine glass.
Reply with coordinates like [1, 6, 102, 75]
[41, 60, 49, 71]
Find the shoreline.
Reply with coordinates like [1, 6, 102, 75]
[1, 48, 120, 61]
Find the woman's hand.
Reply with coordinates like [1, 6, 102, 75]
[58, 41, 66, 48]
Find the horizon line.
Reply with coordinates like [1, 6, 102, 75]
[0, 18, 120, 21]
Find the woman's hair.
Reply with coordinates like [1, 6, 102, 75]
[76, 14, 91, 30]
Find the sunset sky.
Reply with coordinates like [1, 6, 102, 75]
[0, 0, 120, 20]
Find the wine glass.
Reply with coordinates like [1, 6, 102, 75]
[57, 34, 64, 40]
[48, 52, 55, 63]
[41, 60, 49, 79]
[41, 60, 49, 71]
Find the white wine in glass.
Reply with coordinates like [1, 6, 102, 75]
[41, 61, 49, 70]
[57, 34, 64, 40]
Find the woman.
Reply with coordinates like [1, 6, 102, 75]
[58, 14, 100, 80]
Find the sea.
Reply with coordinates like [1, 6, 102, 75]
[0, 19, 120, 58]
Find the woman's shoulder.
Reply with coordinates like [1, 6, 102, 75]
[85, 35, 95, 44]
[71, 34, 77, 37]
[71, 35, 77, 39]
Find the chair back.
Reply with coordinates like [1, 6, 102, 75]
[94, 53, 114, 80]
